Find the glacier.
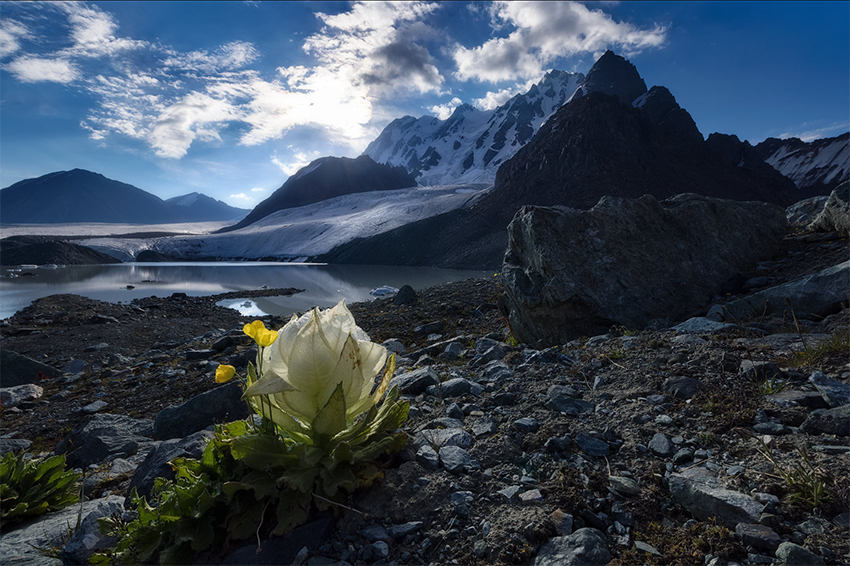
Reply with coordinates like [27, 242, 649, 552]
[73, 183, 491, 262]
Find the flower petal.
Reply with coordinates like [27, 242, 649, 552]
[242, 373, 297, 398]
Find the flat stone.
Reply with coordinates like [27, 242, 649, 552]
[735, 523, 782, 551]
[415, 445, 439, 471]
[608, 476, 640, 496]
[387, 521, 423, 539]
[498, 485, 522, 503]
[740, 360, 783, 380]
[775, 541, 826, 566]
[765, 390, 829, 409]
[753, 421, 791, 435]
[673, 317, 739, 334]
[439, 445, 476, 474]
[648, 432, 673, 456]
[0, 384, 43, 408]
[669, 467, 764, 527]
[546, 396, 594, 415]
[472, 418, 497, 437]
[801, 404, 850, 437]
[520, 489, 543, 503]
[184, 349, 217, 360]
[79, 400, 107, 413]
[513, 417, 539, 433]
[531, 528, 611, 566]
[0, 438, 32, 456]
[360, 524, 390, 542]
[129, 430, 214, 499]
[428, 377, 478, 397]
[661, 376, 704, 400]
[574, 433, 609, 457]
[59, 496, 125, 564]
[809, 370, 850, 408]
[411, 428, 472, 452]
[389, 366, 440, 395]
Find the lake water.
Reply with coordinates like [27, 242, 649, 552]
[0, 263, 492, 320]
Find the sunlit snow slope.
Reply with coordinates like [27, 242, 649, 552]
[78, 184, 489, 261]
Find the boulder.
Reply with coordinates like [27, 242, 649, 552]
[59, 496, 125, 564]
[0, 384, 43, 408]
[0, 495, 124, 565]
[809, 181, 849, 235]
[0, 350, 61, 387]
[719, 261, 849, 322]
[786, 195, 828, 226]
[669, 467, 764, 527]
[531, 528, 611, 566]
[128, 430, 214, 499]
[153, 381, 249, 440]
[55, 413, 154, 468]
[501, 194, 786, 347]
[389, 366, 440, 395]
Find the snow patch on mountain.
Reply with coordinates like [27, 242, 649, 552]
[364, 70, 584, 186]
[756, 133, 849, 191]
[77, 184, 490, 261]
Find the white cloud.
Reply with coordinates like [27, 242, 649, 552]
[162, 41, 260, 73]
[230, 192, 251, 201]
[430, 97, 463, 120]
[149, 92, 241, 158]
[271, 149, 321, 176]
[251, 187, 266, 192]
[58, 2, 148, 58]
[454, 1, 665, 83]
[474, 86, 521, 110]
[0, 20, 28, 58]
[5, 55, 79, 83]
[777, 121, 850, 142]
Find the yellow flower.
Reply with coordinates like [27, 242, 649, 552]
[215, 364, 236, 383]
[243, 320, 279, 347]
[242, 301, 391, 427]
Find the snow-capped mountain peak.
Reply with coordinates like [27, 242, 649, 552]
[363, 69, 585, 186]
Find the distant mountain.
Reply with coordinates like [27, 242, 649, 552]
[321, 52, 797, 269]
[363, 69, 585, 186]
[754, 133, 849, 197]
[165, 192, 248, 222]
[221, 155, 415, 232]
[0, 169, 249, 224]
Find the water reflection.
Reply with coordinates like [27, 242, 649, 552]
[0, 263, 490, 319]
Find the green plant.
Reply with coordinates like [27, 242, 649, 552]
[697, 432, 717, 447]
[750, 434, 831, 508]
[0, 451, 81, 528]
[95, 303, 409, 565]
[787, 331, 849, 368]
[758, 377, 788, 395]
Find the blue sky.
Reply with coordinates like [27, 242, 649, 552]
[1, 1, 848, 207]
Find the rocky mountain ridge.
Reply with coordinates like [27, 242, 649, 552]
[221, 155, 416, 232]
[755, 134, 849, 197]
[364, 70, 585, 186]
[0, 169, 248, 224]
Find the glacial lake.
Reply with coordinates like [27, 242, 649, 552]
[0, 262, 492, 320]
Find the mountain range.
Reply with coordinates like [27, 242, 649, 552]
[2, 51, 846, 269]
[220, 155, 415, 232]
[0, 169, 248, 224]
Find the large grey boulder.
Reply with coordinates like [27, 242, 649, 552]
[809, 181, 849, 235]
[0, 350, 61, 387]
[0, 495, 124, 566]
[531, 528, 611, 566]
[501, 193, 786, 346]
[55, 413, 154, 468]
[719, 261, 849, 322]
[669, 467, 764, 527]
[129, 430, 214, 499]
[153, 381, 249, 440]
[786, 195, 828, 226]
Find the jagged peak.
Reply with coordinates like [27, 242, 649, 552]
[576, 51, 647, 105]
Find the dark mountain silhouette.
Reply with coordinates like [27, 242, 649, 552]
[165, 192, 248, 222]
[220, 155, 415, 232]
[0, 169, 248, 224]
[319, 52, 797, 269]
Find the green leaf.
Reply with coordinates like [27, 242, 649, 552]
[226, 493, 268, 541]
[231, 434, 300, 470]
[351, 435, 395, 463]
[272, 489, 310, 536]
[312, 382, 347, 443]
[318, 466, 356, 497]
[176, 516, 215, 552]
[280, 466, 318, 493]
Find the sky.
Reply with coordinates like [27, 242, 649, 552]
[1, 1, 848, 208]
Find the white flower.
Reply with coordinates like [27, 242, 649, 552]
[243, 301, 390, 428]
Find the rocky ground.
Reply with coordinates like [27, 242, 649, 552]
[0, 229, 848, 566]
